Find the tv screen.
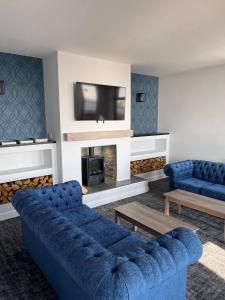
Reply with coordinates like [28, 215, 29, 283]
[74, 82, 126, 121]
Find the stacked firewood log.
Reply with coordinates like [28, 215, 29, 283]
[130, 156, 166, 176]
[0, 175, 53, 204]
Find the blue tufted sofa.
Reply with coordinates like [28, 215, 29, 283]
[12, 180, 202, 300]
[164, 160, 225, 200]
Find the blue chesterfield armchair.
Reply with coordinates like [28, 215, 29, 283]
[12, 180, 202, 300]
[164, 160, 225, 201]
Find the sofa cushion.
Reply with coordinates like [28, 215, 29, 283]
[201, 184, 225, 201]
[80, 216, 130, 248]
[175, 177, 213, 194]
[61, 204, 101, 227]
[107, 232, 145, 256]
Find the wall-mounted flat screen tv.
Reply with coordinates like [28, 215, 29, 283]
[74, 82, 126, 121]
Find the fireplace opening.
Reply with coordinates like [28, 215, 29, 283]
[82, 147, 104, 186]
[81, 145, 117, 187]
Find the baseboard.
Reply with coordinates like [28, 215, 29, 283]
[135, 169, 167, 182]
[0, 203, 19, 221]
[83, 180, 149, 208]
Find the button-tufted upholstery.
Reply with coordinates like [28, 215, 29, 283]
[193, 160, 225, 184]
[164, 160, 225, 200]
[12, 180, 202, 300]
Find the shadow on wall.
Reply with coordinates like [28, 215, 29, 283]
[131, 73, 159, 135]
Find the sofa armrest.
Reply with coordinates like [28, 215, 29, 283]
[94, 227, 201, 299]
[164, 160, 194, 189]
[88, 227, 201, 299]
[152, 227, 202, 266]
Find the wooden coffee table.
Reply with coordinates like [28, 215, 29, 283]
[114, 201, 197, 236]
[164, 189, 225, 241]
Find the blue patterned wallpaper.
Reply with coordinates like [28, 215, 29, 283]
[0, 52, 46, 141]
[131, 73, 159, 135]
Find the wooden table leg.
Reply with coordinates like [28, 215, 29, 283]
[115, 212, 120, 224]
[177, 204, 181, 214]
[224, 220, 225, 242]
[165, 197, 170, 216]
[133, 224, 138, 231]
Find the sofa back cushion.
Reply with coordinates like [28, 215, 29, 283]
[31, 180, 82, 211]
[193, 160, 225, 185]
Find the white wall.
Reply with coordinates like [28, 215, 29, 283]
[159, 64, 225, 163]
[57, 51, 131, 133]
[44, 51, 131, 183]
[43, 53, 62, 181]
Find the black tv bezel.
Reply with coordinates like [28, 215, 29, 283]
[74, 81, 126, 121]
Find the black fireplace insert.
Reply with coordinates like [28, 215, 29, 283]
[82, 147, 104, 186]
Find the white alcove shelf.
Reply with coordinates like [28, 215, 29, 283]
[130, 134, 170, 181]
[0, 142, 57, 220]
[131, 134, 169, 161]
[0, 142, 57, 183]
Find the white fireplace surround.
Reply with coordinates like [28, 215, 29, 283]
[43, 51, 132, 186]
[61, 137, 130, 184]
[40, 51, 150, 208]
[42, 52, 168, 208]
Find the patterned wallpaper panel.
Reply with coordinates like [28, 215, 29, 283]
[0, 52, 46, 141]
[131, 73, 159, 135]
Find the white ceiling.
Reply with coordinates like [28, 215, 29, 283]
[1, 0, 225, 75]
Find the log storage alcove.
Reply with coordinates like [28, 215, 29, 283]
[131, 156, 166, 176]
[0, 176, 53, 204]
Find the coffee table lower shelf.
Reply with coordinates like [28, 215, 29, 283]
[114, 202, 198, 236]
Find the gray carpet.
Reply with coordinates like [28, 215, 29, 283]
[0, 179, 225, 299]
